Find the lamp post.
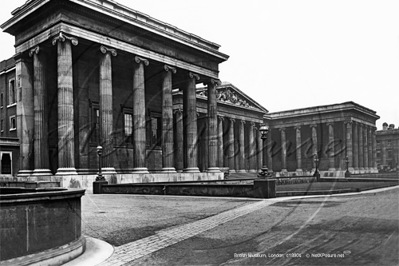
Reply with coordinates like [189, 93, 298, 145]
[313, 153, 320, 181]
[345, 155, 351, 177]
[96, 145, 105, 181]
[258, 124, 271, 178]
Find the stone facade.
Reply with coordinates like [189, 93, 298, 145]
[265, 102, 380, 177]
[376, 123, 399, 171]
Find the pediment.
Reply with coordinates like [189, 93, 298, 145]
[196, 82, 268, 113]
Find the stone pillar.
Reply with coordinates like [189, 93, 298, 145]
[345, 122, 354, 172]
[217, 116, 224, 169]
[29, 46, 51, 176]
[237, 120, 246, 173]
[367, 127, 373, 172]
[248, 122, 257, 173]
[363, 126, 369, 172]
[257, 126, 263, 171]
[174, 109, 184, 172]
[372, 129, 377, 172]
[183, 72, 200, 173]
[280, 128, 287, 173]
[353, 122, 359, 173]
[228, 118, 236, 173]
[15, 53, 34, 177]
[381, 140, 387, 168]
[267, 129, 273, 172]
[327, 122, 335, 171]
[162, 65, 177, 173]
[52, 32, 78, 176]
[132, 56, 149, 173]
[311, 125, 318, 156]
[99, 46, 117, 174]
[358, 124, 364, 173]
[295, 126, 302, 173]
[206, 79, 220, 173]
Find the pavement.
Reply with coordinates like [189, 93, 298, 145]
[65, 185, 399, 266]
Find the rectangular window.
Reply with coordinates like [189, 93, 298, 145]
[387, 141, 392, 148]
[0, 152, 12, 175]
[90, 103, 100, 144]
[8, 79, 16, 105]
[124, 112, 133, 144]
[9, 116, 16, 131]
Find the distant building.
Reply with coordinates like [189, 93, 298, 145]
[376, 123, 399, 171]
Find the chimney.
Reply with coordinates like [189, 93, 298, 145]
[382, 122, 388, 130]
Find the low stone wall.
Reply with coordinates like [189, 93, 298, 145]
[0, 188, 86, 265]
[98, 179, 276, 198]
[275, 176, 316, 185]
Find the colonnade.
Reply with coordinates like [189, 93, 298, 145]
[16, 32, 223, 177]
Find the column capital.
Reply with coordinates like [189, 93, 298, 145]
[189, 72, 200, 81]
[218, 115, 225, 121]
[100, 45, 117, 56]
[326, 122, 334, 126]
[134, 56, 149, 66]
[229, 118, 236, 123]
[173, 108, 183, 115]
[52, 32, 78, 46]
[29, 46, 40, 57]
[250, 121, 256, 127]
[344, 121, 353, 125]
[279, 127, 286, 132]
[204, 78, 221, 87]
[294, 125, 301, 130]
[164, 65, 177, 74]
[309, 124, 317, 129]
[240, 120, 246, 125]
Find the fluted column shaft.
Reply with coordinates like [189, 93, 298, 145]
[248, 122, 256, 173]
[183, 72, 200, 172]
[363, 126, 369, 172]
[372, 131, 377, 171]
[353, 122, 359, 172]
[217, 116, 224, 169]
[162, 66, 176, 172]
[327, 123, 335, 170]
[228, 118, 236, 173]
[133, 56, 149, 173]
[175, 109, 184, 172]
[367, 127, 373, 171]
[15, 55, 34, 177]
[280, 128, 287, 172]
[358, 124, 364, 172]
[295, 126, 302, 172]
[54, 33, 78, 175]
[345, 122, 354, 171]
[238, 120, 246, 172]
[267, 129, 273, 172]
[30, 47, 51, 176]
[99, 46, 116, 172]
[257, 127, 263, 171]
[207, 80, 220, 172]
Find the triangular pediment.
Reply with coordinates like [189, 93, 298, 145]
[196, 82, 268, 113]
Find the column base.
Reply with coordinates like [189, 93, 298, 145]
[162, 167, 177, 173]
[328, 168, 336, 171]
[56, 168, 78, 176]
[183, 167, 200, 173]
[102, 167, 117, 175]
[32, 169, 53, 177]
[207, 167, 221, 173]
[237, 170, 247, 173]
[17, 170, 33, 178]
[248, 169, 257, 173]
[228, 169, 236, 174]
[132, 168, 149, 174]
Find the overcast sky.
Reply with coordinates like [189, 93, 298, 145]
[1, 0, 398, 129]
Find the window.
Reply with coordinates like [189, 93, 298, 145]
[124, 112, 133, 144]
[387, 141, 392, 148]
[8, 79, 16, 105]
[9, 116, 16, 131]
[0, 152, 12, 175]
[90, 103, 100, 144]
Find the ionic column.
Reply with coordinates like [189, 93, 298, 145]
[29, 46, 51, 176]
[217, 116, 224, 169]
[363, 126, 369, 172]
[237, 120, 246, 173]
[345, 122, 354, 172]
[174, 109, 184, 172]
[352, 122, 359, 173]
[99, 46, 117, 174]
[52, 32, 78, 175]
[310, 125, 318, 172]
[280, 127, 287, 173]
[372, 129, 377, 172]
[358, 124, 364, 173]
[257, 126, 263, 171]
[15, 53, 34, 177]
[183, 72, 200, 173]
[367, 127, 373, 172]
[228, 118, 236, 173]
[295, 126, 302, 173]
[132, 56, 149, 173]
[206, 79, 220, 173]
[162, 65, 177, 173]
[327, 122, 335, 171]
[381, 140, 387, 168]
[267, 129, 273, 172]
[248, 122, 257, 173]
